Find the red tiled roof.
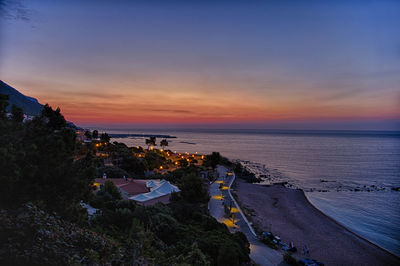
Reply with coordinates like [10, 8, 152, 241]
[119, 181, 149, 196]
[93, 178, 149, 196]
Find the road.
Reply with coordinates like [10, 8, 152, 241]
[208, 165, 286, 266]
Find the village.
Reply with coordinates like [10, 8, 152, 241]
[75, 129, 215, 207]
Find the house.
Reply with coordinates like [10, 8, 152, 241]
[130, 179, 180, 206]
[94, 178, 181, 205]
[93, 178, 149, 199]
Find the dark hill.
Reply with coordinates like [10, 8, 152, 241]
[0, 80, 43, 115]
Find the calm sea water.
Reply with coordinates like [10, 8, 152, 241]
[105, 129, 400, 256]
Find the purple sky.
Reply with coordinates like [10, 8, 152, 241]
[1, 0, 399, 130]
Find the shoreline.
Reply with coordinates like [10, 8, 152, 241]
[301, 186, 399, 260]
[237, 160, 400, 252]
[233, 178, 400, 266]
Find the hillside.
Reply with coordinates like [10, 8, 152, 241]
[0, 80, 43, 115]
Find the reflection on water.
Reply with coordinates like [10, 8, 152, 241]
[108, 129, 400, 255]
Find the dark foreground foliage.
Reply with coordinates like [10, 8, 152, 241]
[0, 95, 251, 265]
[0, 203, 129, 265]
[88, 175, 250, 265]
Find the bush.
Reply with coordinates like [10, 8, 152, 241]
[97, 166, 130, 179]
[180, 173, 209, 204]
[0, 203, 124, 265]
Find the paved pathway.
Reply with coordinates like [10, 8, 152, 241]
[208, 165, 286, 266]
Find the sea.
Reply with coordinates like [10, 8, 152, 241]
[104, 128, 400, 256]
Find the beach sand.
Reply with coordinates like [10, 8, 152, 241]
[234, 178, 400, 266]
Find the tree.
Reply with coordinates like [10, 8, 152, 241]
[217, 242, 240, 266]
[100, 133, 111, 143]
[144, 151, 166, 170]
[0, 94, 9, 120]
[41, 104, 66, 130]
[85, 130, 92, 139]
[121, 156, 145, 177]
[11, 104, 24, 123]
[180, 173, 209, 204]
[160, 139, 168, 150]
[145, 136, 156, 150]
[181, 243, 210, 266]
[92, 130, 99, 139]
[0, 103, 95, 218]
[203, 152, 222, 170]
[98, 180, 122, 201]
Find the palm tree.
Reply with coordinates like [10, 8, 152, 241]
[100, 132, 110, 143]
[92, 130, 99, 139]
[145, 136, 156, 150]
[160, 139, 168, 150]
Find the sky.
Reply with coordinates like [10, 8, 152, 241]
[0, 0, 399, 130]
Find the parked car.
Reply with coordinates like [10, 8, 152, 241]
[272, 236, 281, 244]
[261, 232, 273, 240]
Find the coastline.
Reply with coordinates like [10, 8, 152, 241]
[232, 178, 400, 266]
[302, 190, 399, 260]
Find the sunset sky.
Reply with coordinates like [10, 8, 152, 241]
[0, 0, 399, 130]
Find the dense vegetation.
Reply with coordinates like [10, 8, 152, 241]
[0, 100, 94, 219]
[0, 94, 250, 265]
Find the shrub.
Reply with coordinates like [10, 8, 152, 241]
[97, 166, 130, 179]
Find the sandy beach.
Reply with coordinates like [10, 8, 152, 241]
[234, 178, 400, 266]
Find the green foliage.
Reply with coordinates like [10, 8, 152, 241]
[203, 152, 222, 169]
[100, 141, 146, 176]
[121, 156, 145, 176]
[180, 173, 209, 204]
[97, 166, 131, 179]
[100, 132, 110, 143]
[0, 203, 125, 265]
[92, 129, 99, 139]
[160, 138, 168, 149]
[89, 166, 250, 265]
[84, 130, 92, 139]
[179, 158, 189, 167]
[98, 180, 122, 200]
[145, 136, 156, 149]
[0, 96, 250, 265]
[177, 243, 210, 266]
[144, 150, 166, 170]
[11, 104, 24, 122]
[41, 104, 66, 129]
[0, 103, 95, 218]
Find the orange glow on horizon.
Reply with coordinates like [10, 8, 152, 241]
[8, 79, 400, 126]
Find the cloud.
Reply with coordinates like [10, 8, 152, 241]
[57, 90, 125, 100]
[145, 108, 193, 114]
[0, 0, 31, 21]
